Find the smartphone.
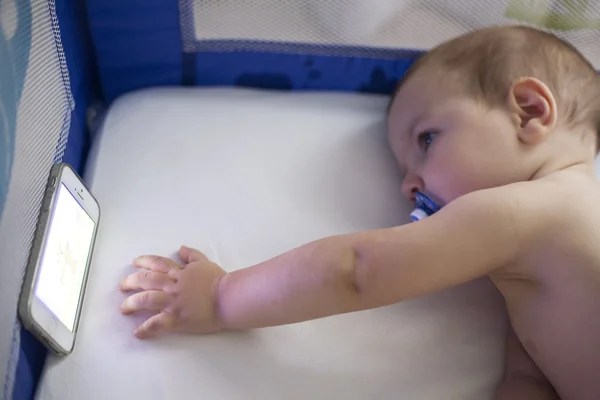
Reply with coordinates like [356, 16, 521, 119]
[18, 163, 100, 355]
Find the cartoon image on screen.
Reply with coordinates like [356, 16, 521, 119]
[35, 183, 95, 331]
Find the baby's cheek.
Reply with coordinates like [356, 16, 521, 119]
[424, 155, 481, 201]
[429, 170, 474, 203]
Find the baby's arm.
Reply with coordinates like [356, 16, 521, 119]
[121, 183, 552, 336]
[214, 186, 540, 330]
[496, 325, 559, 400]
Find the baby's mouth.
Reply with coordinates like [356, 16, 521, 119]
[410, 192, 441, 222]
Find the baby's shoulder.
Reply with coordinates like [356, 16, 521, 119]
[489, 169, 600, 299]
[472, 170, 600, 255]
[499, 170, 600, 263]
[537, 170, 600, 227]
[546, 172, 600, 253]
[500, 170, 600, 225]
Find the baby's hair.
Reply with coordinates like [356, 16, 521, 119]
[390, 25, 600, 149]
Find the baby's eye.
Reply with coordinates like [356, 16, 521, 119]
[418, 131, 437, 151]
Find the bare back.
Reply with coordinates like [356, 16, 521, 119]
[491, 171, 600, 400]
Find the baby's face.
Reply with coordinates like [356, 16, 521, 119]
[387, 73, 531, 207]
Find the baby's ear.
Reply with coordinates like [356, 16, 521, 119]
[508, 77, 557, 145]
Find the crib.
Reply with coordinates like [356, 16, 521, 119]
[2, 1, 600, 399]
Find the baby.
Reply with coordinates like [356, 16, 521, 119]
[119, 26, 600, 399]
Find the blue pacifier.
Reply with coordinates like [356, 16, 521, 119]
[410, 192, 441, 222]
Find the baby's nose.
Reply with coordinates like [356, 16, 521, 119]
[401, 172, 423, 201]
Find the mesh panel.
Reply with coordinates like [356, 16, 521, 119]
[184, 0, 600, 68]
[0, 0, 73, 397]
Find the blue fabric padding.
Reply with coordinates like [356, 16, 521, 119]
[12, 331, 42, 400]
[56, 0, 100, 172]
[12, 0, 100, 398]
[192, 39, 424, 60]
[86, 0, 183, 102]
[194, 50, 423, 94]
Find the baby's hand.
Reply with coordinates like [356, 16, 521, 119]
[119, 245, 226, 339]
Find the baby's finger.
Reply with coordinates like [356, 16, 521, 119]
[119, 270, 174, 292]
[120, 291, 171, 314]
[134, 312, 176, 339]
[179, 245, 209, 264]
[133, 255, 182, 273]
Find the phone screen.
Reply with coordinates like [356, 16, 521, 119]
[34, 183, 96, 331]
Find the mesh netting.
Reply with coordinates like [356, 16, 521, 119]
[184, 0, 600, 68]
[0, 0, 72, 397]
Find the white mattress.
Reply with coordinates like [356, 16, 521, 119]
[37, 88, 507, 400]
